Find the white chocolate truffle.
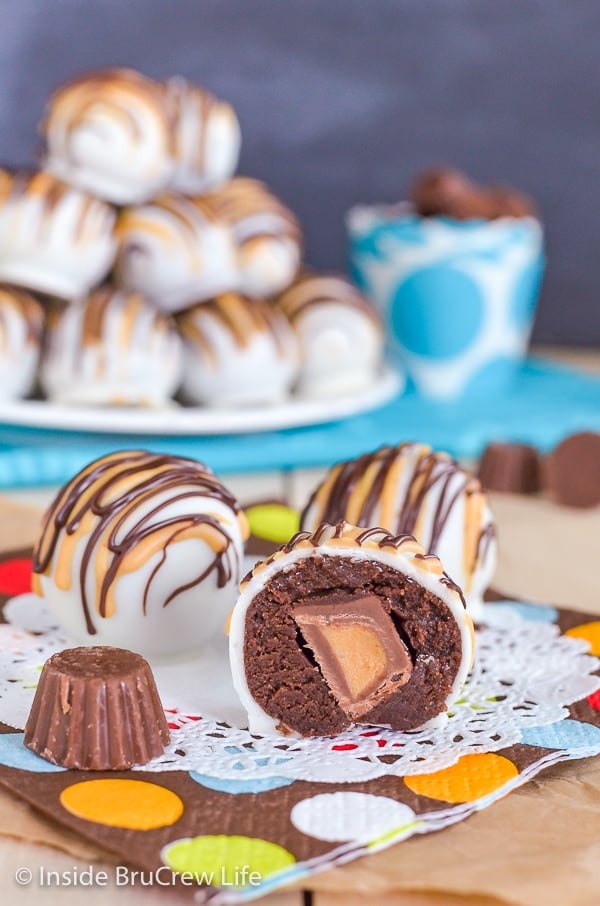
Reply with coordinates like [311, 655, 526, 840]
[0, 285, 44, 400]
[177, 293, 299, 407]
[33, 451, 250, 661]
[166, 77, 241, 194]
[0, 170, 116, 300]
[114, 194, 238, 312]
[277, 272, 383, 397]
[208, 178, 302, 297]
[301, 443, 496, 619]
[41, 68, 174, 205]
[230, 521, 474, 737]
[40, 287, 182, 407]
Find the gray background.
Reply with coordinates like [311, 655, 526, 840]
[1, 0, 598, 345]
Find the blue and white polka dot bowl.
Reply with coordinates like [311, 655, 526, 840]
[347, 204, 544, 400]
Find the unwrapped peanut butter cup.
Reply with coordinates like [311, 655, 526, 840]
[24, 646, 170, 770]
[478, 442, 541, 495]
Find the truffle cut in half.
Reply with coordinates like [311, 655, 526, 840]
[229, 521, 474, 737]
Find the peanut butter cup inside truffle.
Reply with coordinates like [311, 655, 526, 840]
[293, 592, 413, 720]
[24, 646, 170, 770]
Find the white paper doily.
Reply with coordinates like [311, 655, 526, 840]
[1, 594, 599, 783]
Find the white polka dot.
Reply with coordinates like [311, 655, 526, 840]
[290, 792, 416, 843]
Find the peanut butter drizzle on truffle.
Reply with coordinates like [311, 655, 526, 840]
[301, 443, 493, 592]
[33, 451, 247, 635]
[208, 177, 301, 243]
[1, 170, 114, 244]
[277, 273, 380, 325]
[0, 285, 44, 349]
[177, 293, 292, 367]
[46, 68, 174, 153]
[117, 194, 221, 269]
[242, 520, 467, 608]
[168, 78, 224, 172]
[77, 287, 169, 350]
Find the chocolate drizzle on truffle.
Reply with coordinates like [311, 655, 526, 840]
[0, 285, 44, 347]
[177, 293, 293, 366]
[33, 451, 245, 635]
[301, 443, 490, 576]
[277, 272, 379, 325]
[208, 177, 302, 246]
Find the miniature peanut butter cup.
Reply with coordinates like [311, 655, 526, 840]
[544, 432, 600, 508]
[478, 442, 541, 494]
[24, 646, 170, 770]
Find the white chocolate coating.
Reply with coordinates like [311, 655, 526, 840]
[301, 443, 497, 619]
[114, 194, 238, 312]
[277, 273, 383, 397]
[42, 68, 174, 205]
[40, 287, 182, 406]
[0, 285, 44, 400]
[33, 451, 250, 662]
[177, 293, 299, 407]
[230, 522, 474, 736]
[166, 77, 241, 195]
[208, 178, 302, 297]
[0, 171, 116, 300]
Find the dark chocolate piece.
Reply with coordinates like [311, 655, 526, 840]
[478, 442, 541, 494]
[411, 167, 475, 219]
[483, 186, 537, 219]
[411, 167, 536, 221]
[544, 432, 600, 508]
[24, 646, 170, 770]
[293, 593, 412, 719]
[243, 554, 462, 736]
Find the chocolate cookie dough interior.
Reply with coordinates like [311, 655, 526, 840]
[244, 554, 462, 736]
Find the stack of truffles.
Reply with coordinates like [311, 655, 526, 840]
[0, 68, 383, 409]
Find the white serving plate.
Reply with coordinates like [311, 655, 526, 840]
[0, 364, 402, 436]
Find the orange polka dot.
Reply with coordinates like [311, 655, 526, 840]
[60, 779, 183, 830]
[404, 753, 519, 803]
[565, 622, 600, 656]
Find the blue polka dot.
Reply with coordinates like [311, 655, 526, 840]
[511, 255, 544, 330]
[460, 356, 520, 397]
[188, 771, 294, 794]
[493, 601, 559, 623]
[391, 266, 483, 359]
[521, 720, 600, 753]
[0, 733, 66, 772]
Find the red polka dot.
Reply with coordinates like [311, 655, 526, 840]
[332, 744, 358, 751]
[0, 558, 33, 596]
[587, 690, 600, 711]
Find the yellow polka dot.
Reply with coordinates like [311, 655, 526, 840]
[404, 753, 519, 803]
[162, 835, 295, 885]
[565, 621, 600, 656]
[60, 779, 184, 830]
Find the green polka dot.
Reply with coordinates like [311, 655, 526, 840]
[245, 504, 300, 545]
[162, 835, 295, 887]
